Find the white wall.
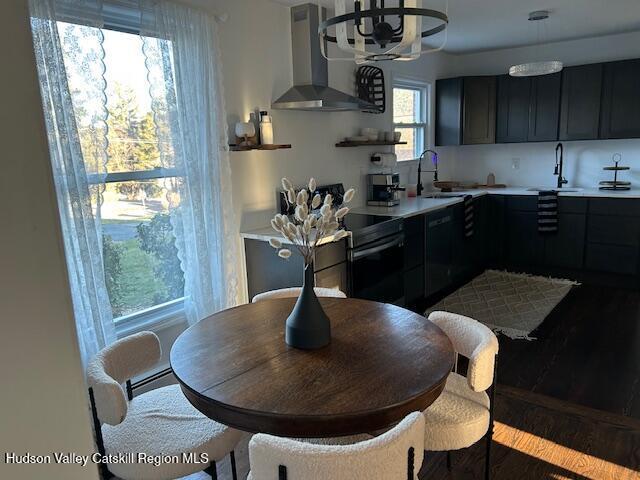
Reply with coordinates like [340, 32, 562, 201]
[444, 30, 640, 188]
[0, 1, 99, 479]
[186, 0, 456, 230]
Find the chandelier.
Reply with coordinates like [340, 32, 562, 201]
[509, 11, 563, 77]
[319, 1, 449, 63]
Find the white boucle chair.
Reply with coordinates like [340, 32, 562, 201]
[86, 331, 242, 480]
[423, 311, 499, 480]
[251, 287, 347, 303]
[247, 412, 425, 480]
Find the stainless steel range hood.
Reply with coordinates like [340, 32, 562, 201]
[272, 3, 376, 112]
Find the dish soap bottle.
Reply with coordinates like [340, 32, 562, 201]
[259, 111, 274, 145]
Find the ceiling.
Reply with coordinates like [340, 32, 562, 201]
[271, 0, 640, 54]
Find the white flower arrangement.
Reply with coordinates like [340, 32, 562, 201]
[270, 177, 355, 267]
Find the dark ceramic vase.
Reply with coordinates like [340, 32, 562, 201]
[285, 264, 331, 349]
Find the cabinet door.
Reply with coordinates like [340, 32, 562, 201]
[559, 64, 603, 140]
[544, 213, 586, 270]
[435, 78, 463, 146]
[425, 210, 453, 296]
[528, 73, 561, 142]
[496, 75, 531, 143]
[404, 214, 425, 270]
[463, 76, 497, 145]
[315, 262, 348, 295]
[451, 203, 475, 283]
[505, 210, 544, 268]
[485, 195, 506, 268]
[600, 59, 640, 139]
[245, 239, 304, 300]
[404, 265, 425, 306]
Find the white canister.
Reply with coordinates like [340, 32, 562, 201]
[260, 113, 274, 145]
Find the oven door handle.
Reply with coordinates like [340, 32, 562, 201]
[351, 236, 404, 260]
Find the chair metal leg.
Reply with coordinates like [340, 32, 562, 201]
[485, 429, 492, 480]
[485, 354, 498, 480]
[230, 450, 238, 480]
[205, 461, 217, 480]
[446, 451, 452, 471]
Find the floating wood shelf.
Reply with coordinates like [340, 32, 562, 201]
[229, 144, 291, 152]
[335, 140, 407, 147]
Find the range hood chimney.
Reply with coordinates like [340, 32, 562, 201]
[272, 3, 376, 112]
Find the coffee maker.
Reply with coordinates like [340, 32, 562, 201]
[367, 173, 404, 207]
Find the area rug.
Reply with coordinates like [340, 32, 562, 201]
[424, 270, 579, 340]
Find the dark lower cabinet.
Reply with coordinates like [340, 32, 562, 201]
[404, 266, 425, 306]
[404, 214, 425, 306]
[425, 208, 454, 297]
[451, 200, 486, 284]
[244, 238, 348, 300]
[585, 243, 639, 276]
[600, 59, 640, 139]
[463, 76, 496, 145]
[505, 210, 544, 268]
[544, 213, 586, 270]
[314, 261, 348, 292]
[559, 64, 603, 141]
[502, 196, 640, 283]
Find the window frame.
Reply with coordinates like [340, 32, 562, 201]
[62, 19, 188, 334]
[392, 78, 431, 162]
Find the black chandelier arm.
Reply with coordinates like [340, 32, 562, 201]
[319, 8, 448, 45]
[322, 23, 447, 46]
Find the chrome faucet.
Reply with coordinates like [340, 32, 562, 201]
[555, 142, 568, 188]
[417, 149, 439, 196]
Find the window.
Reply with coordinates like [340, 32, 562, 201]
[393, 80, 430, 161]
[58, 21, 185, 329]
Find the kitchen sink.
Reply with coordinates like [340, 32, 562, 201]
[526, 188, 583, 193]
[422, 193, 466, 199]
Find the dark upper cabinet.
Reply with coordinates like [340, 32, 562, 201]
[496, 75, 531, 143]
[496, 73, 560, 143]
[463, 76, 497, 145]
[600, 59, 640, 139]
[435, 77, 463, 146]
[559, 63, 603, 141]
[528, 73, 561, 142]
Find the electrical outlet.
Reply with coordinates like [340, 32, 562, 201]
[511, 157, 520, 170]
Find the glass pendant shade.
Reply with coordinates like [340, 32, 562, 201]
[509, 60, 563, 77]
[509, 11, 562, 77]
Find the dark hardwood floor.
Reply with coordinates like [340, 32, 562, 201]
[419, 386, 640, 480]
[497, 284, 640, 420]
[188, 386, 640, 480]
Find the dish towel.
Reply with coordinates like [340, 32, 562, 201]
[538, 190, 558, 233]
[464, 195, 474, 238]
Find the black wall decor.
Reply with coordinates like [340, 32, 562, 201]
[356, 65, 386, 113]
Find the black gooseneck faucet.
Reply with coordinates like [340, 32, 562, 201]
[555, 142, 567, 188]
[417, 149, 439, 197]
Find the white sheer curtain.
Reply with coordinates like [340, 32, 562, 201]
[30, 0, 240, 366]
[29, 0, 117, 367]
[141, 1, 240, 323]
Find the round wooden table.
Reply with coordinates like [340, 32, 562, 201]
[171, 297, 454, 438]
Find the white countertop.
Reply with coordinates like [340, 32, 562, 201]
[241, 224, 349, 245]
[352, 187, 640, 218]
[242, 187, 640, 240]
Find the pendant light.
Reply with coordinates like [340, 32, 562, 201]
[319, 0, 449, 64]
[509, 11, 563, 77]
